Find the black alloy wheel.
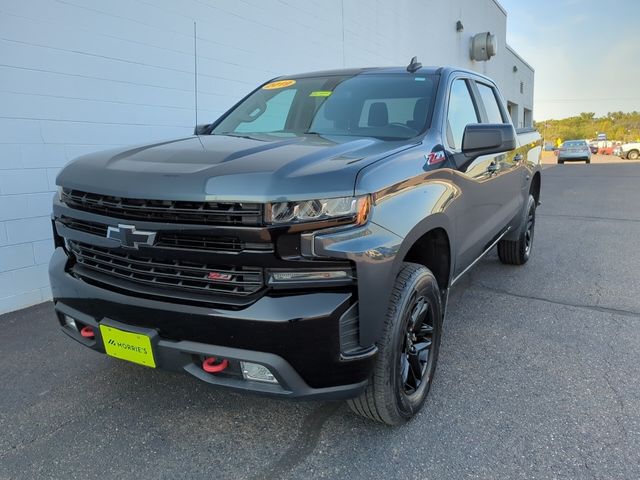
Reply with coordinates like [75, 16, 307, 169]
[399, 294, 437, 396]
[524, 200, 535, 257]
[497, 193, 536, 265]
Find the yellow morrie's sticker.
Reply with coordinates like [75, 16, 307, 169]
[309, 91, 332, 97]
[100, 324, 156, 368]
[263, 79, 296, 90]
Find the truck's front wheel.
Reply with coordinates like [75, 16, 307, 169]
[348, 263, 442, 425]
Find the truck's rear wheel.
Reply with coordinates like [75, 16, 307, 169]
[628, 150, 639, 160]
[497, 194, 536, 265]
[348, 263, 442, 425]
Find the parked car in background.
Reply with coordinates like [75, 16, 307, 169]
[558, 140, 591, 164]
[615, 142, 640, 160]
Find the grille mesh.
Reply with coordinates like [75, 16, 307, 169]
[62, 189, 263, 225]
[69, 242, 264, 296]
[58, 217, 272, 253]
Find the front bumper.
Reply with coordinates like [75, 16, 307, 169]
[49, 247, 376, 400]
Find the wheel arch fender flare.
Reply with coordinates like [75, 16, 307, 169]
[355, 213, 454, 347]
[315, 213, 455, 348]
[388, 213, 455, 291]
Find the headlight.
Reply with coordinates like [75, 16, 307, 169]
[265, 195, 370, 226]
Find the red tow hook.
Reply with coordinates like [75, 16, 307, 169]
[202, 357, 228, 373]
[80, 326, 95, 339]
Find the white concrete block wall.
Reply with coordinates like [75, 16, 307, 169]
[0, 0, 533, 314]
[502, 46, 536, 128]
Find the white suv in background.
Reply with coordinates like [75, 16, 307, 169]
[615, 142, 640, 160]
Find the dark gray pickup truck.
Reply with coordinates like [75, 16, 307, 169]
[49, 62, 541, 425]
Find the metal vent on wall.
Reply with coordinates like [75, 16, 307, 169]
[471, 32, 497, 61]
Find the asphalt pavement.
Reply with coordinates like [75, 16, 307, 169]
[1, 159, 640, 479]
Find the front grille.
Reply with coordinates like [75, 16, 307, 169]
[60, 217, 107, 236]
[156, 233, 244, 252]
[69, 242, 264, 296]
[61, 189, 263, 225]
[58, 217, 272, 253]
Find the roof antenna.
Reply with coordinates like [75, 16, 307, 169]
[407, 56, 422, 73]
[193, 21, 198, 126]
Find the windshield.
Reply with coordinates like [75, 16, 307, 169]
[211, 73, 438, 140]
[564, 141, 587, 147]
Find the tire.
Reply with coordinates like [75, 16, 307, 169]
[497, 194, 536, 265]
[586, 158, 591, 164]
[558, 159, 564, 164]
[348, 263, 442, 425]
[628, 150, 639, 160]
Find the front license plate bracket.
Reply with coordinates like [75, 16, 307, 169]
[99, 321, 157, 368]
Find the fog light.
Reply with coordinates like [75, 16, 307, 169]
[240, 362, 278, 384]
[268, 270, 352, 284]
[63, 315, 77, 331]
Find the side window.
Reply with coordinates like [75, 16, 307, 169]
[447, 79, 479, 150]
[235, 89, 296, 133]
[476, 83, 505, 124]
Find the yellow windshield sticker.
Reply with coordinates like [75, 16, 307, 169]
[309, 90, 332, 97]
[263, 79, 296, 90]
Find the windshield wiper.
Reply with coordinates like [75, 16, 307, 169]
[216, 132, 259, 140]
[303, 130, 321, 135]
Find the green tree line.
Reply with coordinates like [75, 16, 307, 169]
[535, 112, 640, 145]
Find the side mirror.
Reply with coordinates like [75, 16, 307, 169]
[461, 124, 516, 157]
[194, 124, 212, 135]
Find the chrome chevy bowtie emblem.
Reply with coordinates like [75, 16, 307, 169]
[106, 224, 156, 249]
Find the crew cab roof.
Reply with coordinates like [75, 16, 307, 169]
[277, 66, 441, 79]
[274, 66, 496, 84]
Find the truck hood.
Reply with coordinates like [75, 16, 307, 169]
[57, 134, 417, 202]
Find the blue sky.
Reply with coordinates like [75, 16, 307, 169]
[498, 0, 640, 120]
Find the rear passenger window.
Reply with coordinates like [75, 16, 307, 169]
[358, 98, 422, 127]
[447, 80, 479, 150]
[477, 83, 505, 124]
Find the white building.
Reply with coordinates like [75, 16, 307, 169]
[0, 0, 534, 314]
